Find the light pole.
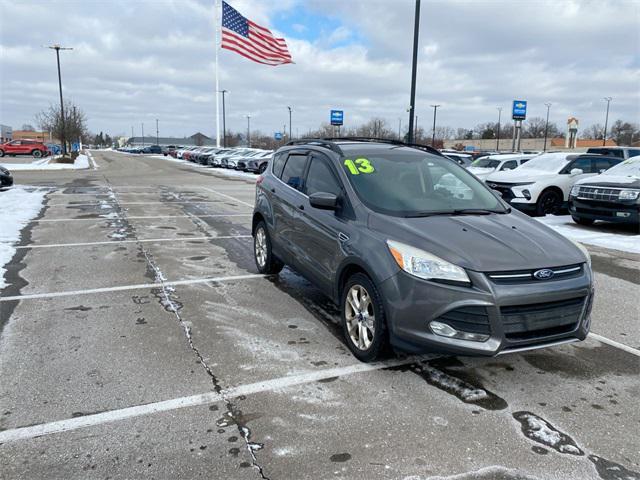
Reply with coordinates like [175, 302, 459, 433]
[141, 123, 145, 147]
[496, 107, 502, 151]
[155, 118, 159, 146]
[414, 115, 418, 143]
[287, 106, 292, 140]
[246, 115, 251, 147]
[430, 104, 440, 147]
[398, 118, 402, 140]
[47, 44, 73, 156]
[220, 90, 228, 147]
[603, 97, 612, 146]
[131, 126, 134, 143]
[543, 103, 552, 152]
[407, 0, 421, 143]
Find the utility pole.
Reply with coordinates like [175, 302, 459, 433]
[398, 118, 402, 140]
[415, 115, 419, 143]
[407, 0, 421, 143]
[220, 90, 228, 147]
[47, 44, 73, 156]
[287, 106, 292, 140]
[543, 103, 552, 152]
[156, 118, 159, 145]
[602, 97, 612, 146]
[141, 123, 145, 147]
[246, 115, 251, 147]
[496, 107, 502, 151]
[430, 104, 440, 147]
[131, 126, 134, 143]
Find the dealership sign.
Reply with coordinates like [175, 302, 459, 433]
[512, 100, 527, 120]
[330, 110, 344, 126]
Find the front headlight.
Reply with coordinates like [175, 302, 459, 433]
[619, 189, 640, 200]
[570, 185, 580, 197]
[387, 240, 471, 286]
[570, 239, 591, 268]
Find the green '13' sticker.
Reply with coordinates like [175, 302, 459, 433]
[344, 158, 375, 174]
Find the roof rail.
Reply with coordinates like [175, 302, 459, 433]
[284, 138, 343, 154]
[320, 137, 445, 157]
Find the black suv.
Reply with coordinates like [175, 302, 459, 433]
[252, 139, 592, 361]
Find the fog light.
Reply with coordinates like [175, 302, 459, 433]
[522, 189, 531, 200]
[430, 321, 457, 337]
[430, 321, 490, 342]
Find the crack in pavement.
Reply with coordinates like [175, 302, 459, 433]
[105, 182, 270, 479]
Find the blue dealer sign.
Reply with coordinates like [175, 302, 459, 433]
[512, 100, 527, 120]
[330, 110, 344, 126]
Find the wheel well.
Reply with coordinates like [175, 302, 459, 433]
[337, 264, 370, 300]
[539, 186, 564, 201]
[252, 212, 264, 234]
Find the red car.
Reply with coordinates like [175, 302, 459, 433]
[0, 139, 49, 158]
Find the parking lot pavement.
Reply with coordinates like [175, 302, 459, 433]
[1, 150, 638, 480]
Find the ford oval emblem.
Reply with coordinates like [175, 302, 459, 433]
[533, 269, 554, 280]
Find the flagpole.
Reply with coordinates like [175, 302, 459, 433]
[214, 0, 221, 148]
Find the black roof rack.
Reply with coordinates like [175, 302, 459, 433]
[285, 137, 445, 157]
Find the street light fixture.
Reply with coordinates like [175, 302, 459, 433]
[603, 97, 612, 146]
[46, 44, 73, 156]
[543, 103, 552, 152]
[430, 104, 440, 147]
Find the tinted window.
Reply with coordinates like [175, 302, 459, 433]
[272, 153, 287, 178]
[519, 158, 531, 164]
[594, 157, 621, 172]
[500, 160, 518, 171]
[280, 154, 307, 191]
[305, 158, 342, 196]
[629, 149, 640, 157]
[566, 157, 593, 173]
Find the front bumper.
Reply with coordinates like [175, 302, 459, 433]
[379, 267, 593, 356]
[570, 198, 640, 224]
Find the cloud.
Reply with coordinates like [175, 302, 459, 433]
[0, 0, 638, 139]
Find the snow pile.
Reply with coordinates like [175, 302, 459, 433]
[1, 154, 90, 171]
[537, 215, 640, 254]
[0, 187, 47, 288]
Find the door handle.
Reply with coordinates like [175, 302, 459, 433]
[338, 232, 349, 242]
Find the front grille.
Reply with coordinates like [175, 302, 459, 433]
[436, 306, 490, 334]
[576, 207, 615, 217]
[487, 264, 583, 284]
[487, 182, 515, 201]
[501, 297, 585, 340]
[576, 186, 620, 202]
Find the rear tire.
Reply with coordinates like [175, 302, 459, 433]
[0, 150, 4, 157]
[32, 149, 42, 158]
[341, 273, 388, 362]
[572, 215, 594, 226]
[535, 189, 562, 216]
[253, 221, 284, 275]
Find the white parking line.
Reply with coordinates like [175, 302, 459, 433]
[46, 201, 225, 207]
[14, 235, 252, 249]
[201, 186, 254, 208]
[0, 273, 265, 302]
[0, 357, 417, 443]
[589, 333, 640, 357]
[34, 213, 252, 223]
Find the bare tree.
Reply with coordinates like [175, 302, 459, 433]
[609, 120, 639, 146]
[434, 126, 455, 140]
[36, 99, 89, 151]
[21, 124, 36, 131]
[581, 124, 604, 140]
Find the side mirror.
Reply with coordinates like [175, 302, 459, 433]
[570, 168, 584, 176]
[309, 192, 338, 210]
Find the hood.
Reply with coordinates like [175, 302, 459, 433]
[575, 175, 640, 188]
[368, 210, 585, 272]
[468, 167, 495, 180]
[486, 169, 556, 184]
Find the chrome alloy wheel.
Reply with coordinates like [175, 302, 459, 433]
[345, 285, 375, 350]
[254, 227, 267, 268]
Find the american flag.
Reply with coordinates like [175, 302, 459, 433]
[221, 1, 292, 66]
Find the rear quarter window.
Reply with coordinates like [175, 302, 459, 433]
[280, 154, 308, 191]
[272, 153, 287, 178]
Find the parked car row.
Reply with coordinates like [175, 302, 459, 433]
[173, 146, 273, 174]
[117, 145, 163, 154]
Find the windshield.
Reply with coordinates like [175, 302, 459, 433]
[518, 153, 569, 172]
[471, 159, 500, 169]
[341, 149, 507, 217]
[603, 157, 640, 178]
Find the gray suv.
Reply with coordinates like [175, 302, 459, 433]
[252, 139, 594, 362]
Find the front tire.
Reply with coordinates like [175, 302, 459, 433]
[572, 215, 594, 226]
[32, 149, 42, 158]
[253, 221, 284, 274]
[535, 189, 562, 216]
[341, 273, 388, 362]
[0, 150, 4, 157]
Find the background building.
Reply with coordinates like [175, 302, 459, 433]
[126, 132, 216, 147]
[0, 124, 12, 143]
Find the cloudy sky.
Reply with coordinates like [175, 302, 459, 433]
[1, 0, 638, 140]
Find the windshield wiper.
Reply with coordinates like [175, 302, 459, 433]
[404, 208, 509, 218]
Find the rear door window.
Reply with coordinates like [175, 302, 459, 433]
[272, 153, 287, 178]
[566, 157, 594, 173]
[500, 160, 518, 171]
[280, 154, 308, 191]
[305, 157, 342, 196]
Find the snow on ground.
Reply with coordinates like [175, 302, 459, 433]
[537, 215, 639, 254]
[0, 187, 47, 288]
[1, 154, 90, 171]
[148, 154, 258, 181]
